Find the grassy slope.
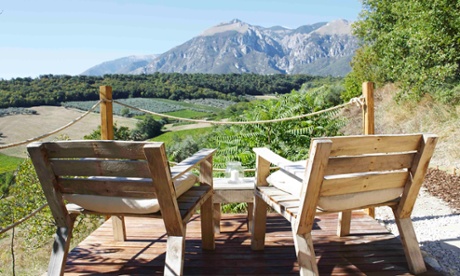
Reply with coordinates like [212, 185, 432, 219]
[152, 127, 213, 144]
[340, 84, 460, 170]
[0, 154, 23, 174]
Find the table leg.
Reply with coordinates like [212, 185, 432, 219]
[247, 202, 254, 232]
[213, 203, 221, 234]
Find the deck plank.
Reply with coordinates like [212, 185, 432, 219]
[64, 212, 441, 275]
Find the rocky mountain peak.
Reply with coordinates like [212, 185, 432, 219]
[200, 18, 251, 37]
[313, 19, 351, 35]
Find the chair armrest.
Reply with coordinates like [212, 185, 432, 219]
[170, 148, 216, 181]
[253, 148, 307, 182]
[253, 148, 292, 167]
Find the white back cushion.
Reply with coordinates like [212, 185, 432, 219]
[266, 163, 403, 211]
[63, 172, 198, 214]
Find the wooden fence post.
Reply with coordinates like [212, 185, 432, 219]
[99, 86, 114, 140]
[363, 81, 375, 135]
[363, 82, 375, 135]
[363, 81, 376, 218]
[99, 86, 125, 239]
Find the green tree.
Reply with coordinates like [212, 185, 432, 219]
[131, 115, 164, 141]
[83, 123, 132, 140]
[120, 107, 131, 117]
[205, 85, 345, 170]
[351, 0, 460, 100]
[167, 135, 205, 162]
[342, 46, 382, 102]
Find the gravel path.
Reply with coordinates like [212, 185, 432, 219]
[375, 188, 460, 275]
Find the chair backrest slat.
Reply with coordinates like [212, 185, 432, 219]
[51, 159, 151, 178]
[325, 152, 416, 175]
[58, 177, 156, 198]
[328, 134, 421, 157]
[42, 140, 158, 159]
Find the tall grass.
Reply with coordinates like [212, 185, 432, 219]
[0, 154, 23, 174]
[340, 84, 460, 169]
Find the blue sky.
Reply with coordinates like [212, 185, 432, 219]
[0, 0, 362, 79]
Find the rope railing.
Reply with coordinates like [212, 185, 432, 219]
[0, 94, 364, 234]
[113, 96, 363, 125]
[0, 203, 48, 235]
[0, 101, 101, 150]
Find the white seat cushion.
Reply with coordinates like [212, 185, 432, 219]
[266, 165, 403, 211]
[63, 172, 198, 214]
[266, 160, 307, 196]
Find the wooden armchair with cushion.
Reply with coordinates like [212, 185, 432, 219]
[27, 140, 216, 276]
[251, 134, 437, 275]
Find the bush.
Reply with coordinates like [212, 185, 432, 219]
[204, 85, 345, 170]
[83, 123, 132, 140]
[433, 84, 460, 106]
[131, 115, 164, 141]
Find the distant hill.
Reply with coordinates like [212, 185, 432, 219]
[81, 55, 158, 76]
[82, 19, 358, 77]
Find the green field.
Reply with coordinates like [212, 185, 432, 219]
[152, 128, 213, 145]
[150, 109, 210, 121]
[0, 153, 24, 173]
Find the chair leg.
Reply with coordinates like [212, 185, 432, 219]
[47, 214, 77, 276]
[112, 215, 127, 241]
[200, 195, 215, 250]
[251, 196, 268, 250]
[337, 211, 351, 237]
[293, 229, 319, 276]
[164, 236, 185, 276]
[394, 216, 427, 274]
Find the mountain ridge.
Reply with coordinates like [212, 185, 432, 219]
[82, 19, 358, 77]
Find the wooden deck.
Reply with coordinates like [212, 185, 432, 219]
[64, 211, 441, 275]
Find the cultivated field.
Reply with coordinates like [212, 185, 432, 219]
[0, 106, 138, 158]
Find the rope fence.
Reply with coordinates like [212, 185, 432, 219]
[5, 85, 458, 236]
[0, 95, 363, 152]
[0, 203, 48, 235]
[114, 96, 364, 125]
[0, 92, 364, 234]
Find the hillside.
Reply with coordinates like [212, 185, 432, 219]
[81, 55, 158, 76]
[340, 84, 460, 212]
[340, 84, 460, 170]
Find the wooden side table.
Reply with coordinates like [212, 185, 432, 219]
[213, 177, 255, 233]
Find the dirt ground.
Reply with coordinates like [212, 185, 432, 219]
[424, 168, 460, 211]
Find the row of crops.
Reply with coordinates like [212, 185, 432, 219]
[0, 107, 38, 117]
[61, 98, 234, 117]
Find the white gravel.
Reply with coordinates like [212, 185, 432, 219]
[375, 188, 460, 275]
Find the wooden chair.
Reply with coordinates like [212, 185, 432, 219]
[27, 140, 216, 276]
[251, 134, 437, 275]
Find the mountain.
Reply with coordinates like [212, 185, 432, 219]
[83, 19, 358, 77]
[81, 55, 158, 76]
